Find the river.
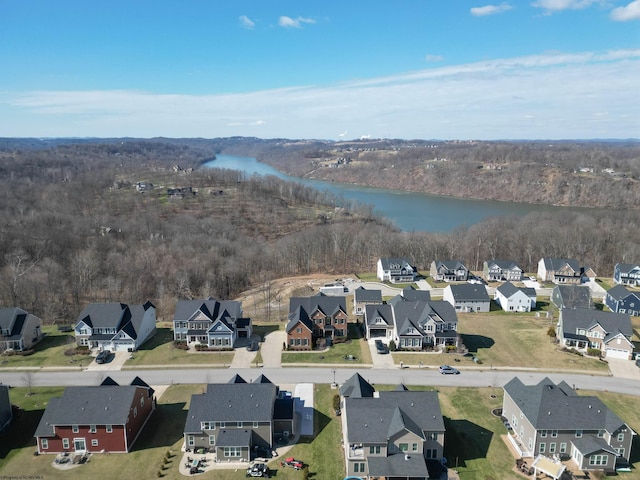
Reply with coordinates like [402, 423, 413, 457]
[204, 154, 580, 233]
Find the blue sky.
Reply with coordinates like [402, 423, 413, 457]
[1, 0, 639, 140]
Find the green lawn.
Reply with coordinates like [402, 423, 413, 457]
[0, 326, 90, 368]
[123, 328, 234, 367]
[1, 383, 638, 479]
[282, 323, 371, 365]
[392, 313, 609, 372]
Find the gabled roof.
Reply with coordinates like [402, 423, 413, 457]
[368, 453, 430, 478]
[542, 258, 580, 274]
[173, 298, 242, 323]
[615, 263, 640, 274]
[228, 374, 247, 384]
[0, 307, 30, 336]
[345, 390, 444, 443]
[379, 257, 414, 271]
[433, 260, 467, 271]
[339, 373, 375, 398]
[76, 303, 128, 329]
[354, 286, 383, 303]
[560, 308, 632, 338]
[572, 436, 619, 456]
[288, 294, 347, 319]
[496, 282, 535, 299]
[34, 382, 153, 437]
[365, 304, 394, 327]
[607, 284, 640, 302]
[285, 305, 314, 333]
[253, 374, 273, 384]
[395, 316, 425, 337]
[402, 286, 431, 302]
[446, 284, 490, 301]
[184, 382, 277, 433]
[553, 285, 592, 309]
[485, 260, 522, 271]
[504, 377, 628, 432]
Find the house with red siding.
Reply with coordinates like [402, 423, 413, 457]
[34, 377, 155, 454]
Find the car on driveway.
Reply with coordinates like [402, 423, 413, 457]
[247, 341, 259, 351]
[246, 462, 270, 477]
[375, 339, 389, 354]
[95, 350, 111, 364]
[439, 365, 460, 375]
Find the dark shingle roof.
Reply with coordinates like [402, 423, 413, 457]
[607, 284, 639, 302]
[216, 428, 253, 447]
[447, 284, 490, 301]
[184, 383, 277, 434]
[288, 294, 347, 318]
[76, 303, 128, 329]
[543, 258, 580, 273]
[553, 285, 593, 309]
[339, 373, 375, 398]
[379, 258, 414, 271]
[572, 435, 619, 456]
[368, 453, 430, 478]
[402, 286, 431, 302]
[560, 308, 632, 338]
[486, 260, 521, 271]
[354, 287, 383, 303]
[365, 304, 394, 327]
[173, 298, 242, 323]
[285, 305, 314, 333]
[504, 377, 627, 432]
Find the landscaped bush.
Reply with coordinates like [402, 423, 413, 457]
[586, 348, 601, 357]
[173, 341, 189, 350]
[389, 340, 397, 351]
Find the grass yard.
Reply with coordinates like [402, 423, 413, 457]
[124, 327, 234, 367]
[282, 322, 372, 365]
[392, 313, 609, 372]
[0, 326, 91, 368]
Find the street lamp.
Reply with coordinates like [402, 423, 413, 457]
[332, 369, 337, 388]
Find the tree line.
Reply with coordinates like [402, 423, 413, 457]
[1, 138, 638, 325]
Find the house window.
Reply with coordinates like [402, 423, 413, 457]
[89, 425, 96, 433]
[224, 446, 241, 457]
[219, 422, 226, 428]
[106, 425, 112, 433]
[539, 443, 546, 454]
[575, 430, 582, 438]
[589, 455, 608, 466]
[72, 425, 79, 433]
[528, 438, 533, 450]
[62, 438, 70, 449]
[140, 396, 145, 407]
[540, 430, 547, 438]
[551, 430, 558, 438]
[428, 432, 438, 441]
[237, 422, 242, 428]
[412, 443, 418, 452]
[369, 445, 380, 454]
[354, 462, 365, 473]
[290, 339, 295, 346]
[187, 436, 195, 447]
[618, 432, 624, 442]
[41, 439, 48, 450]
[209, 435, 215, 446]
[597, 430, 605, 438]
[616, 448, 625, 457]
[549, 443, 556, 454]
[399, 443, 408, 452]
[560, 443, 567, 453]
[91, 439, 98, 447]
[201, 421, 215, 430]
[133, 407, 138, 418]
[426, 448, 438, 459]
[296, 327, 302, 333]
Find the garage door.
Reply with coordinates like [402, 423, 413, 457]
[369, 329, 387, 338]
[605, 348, 630, 359]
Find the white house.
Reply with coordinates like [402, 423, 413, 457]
[443, 284, 490, 312]
[376, 258, 416, 283]
[495, 282, 536, 312]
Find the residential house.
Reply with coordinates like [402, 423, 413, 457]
[613, 263, 640, 287]
[0, 385, 12, 432]
[430, 260, 469, 282]
[339, 373, 376, 399]
[172, 298, 251, 349]
[285, 306, 314, 351]
[287, 294, 348, 346]
[387, 296, 459, 350]
[34, 376, 155, 454]
[183, 375, 294, 460]
[443, 284, 491, 312]
[557, 308, 634, 360]
[364, 304, 395, 341]
[483, 260, 523, 282]
[135, 181, 154, 192]
[495, 282, 536, 312]
[376, 258, 417, 283]
[401, 286, 431, 302]
[75, 301, 156, 352]
[605, 285, 640, 317]
[551, 285, 593, 310]
[0, 307, 43, 352]
[503, 377, 635, 473]
[353, 287, 383, 316]
[537, 258, 582, 285]
[340, 373, 446, 479]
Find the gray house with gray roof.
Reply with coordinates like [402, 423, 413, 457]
[557, 308, 634, 360]
[503, 377, 635, 473]
[340, 374, 445, 479]
[605, 285, 640, 317]
[183, 375, 294, 460]
[443, 284, 490, 312]
[0, 307, 43, 352]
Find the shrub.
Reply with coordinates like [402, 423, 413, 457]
[586, 348, 601, 357]
[173, 341, 189, 350]
[547, 326, 556, 338]
[332, 394, 340, 410]
[389, 340, 397, 351]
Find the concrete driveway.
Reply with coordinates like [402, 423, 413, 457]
[607, 358, 640, 380]
[261, 330, 286, 368]
[84, 351, 129, 372]
[368, 339, 396, 369]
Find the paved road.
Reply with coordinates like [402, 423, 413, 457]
[2, 367, 639, 396]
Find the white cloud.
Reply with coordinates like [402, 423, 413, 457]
[239, 15, 255, 29]
[2, 49, 639, 140]
[278, 16, 316, 28]
[425, 54, 444, 62]
[611, 1, 640, 21]
[531, 0, 600, 12]
[470, 3, 513, 16]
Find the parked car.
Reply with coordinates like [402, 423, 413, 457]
[246, 462, 270, 477]
[439, 365, 460, 375]
[280, 457, 304, 470]
[247, 341, 259, 351]
[95, 350, 111, 364]
[375, 339, 389, 354]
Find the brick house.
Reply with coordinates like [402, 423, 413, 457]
[287, 294, 348, 347]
